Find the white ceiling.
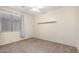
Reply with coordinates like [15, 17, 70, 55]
[0, 6, 63, 15]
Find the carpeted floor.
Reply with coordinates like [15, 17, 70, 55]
[0, 38, 78, 53]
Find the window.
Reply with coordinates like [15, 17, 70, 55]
[11, 15, 21, 32]
[0, 12, 21, 32]
[1, 14, 11, 32]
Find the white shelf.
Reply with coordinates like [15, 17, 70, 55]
[38, 21, 56, 24]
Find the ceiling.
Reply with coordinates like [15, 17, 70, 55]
[0, 6, 63, 15]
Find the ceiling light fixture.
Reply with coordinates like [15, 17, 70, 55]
[31, 8, 40, 12]
[30, 6, 44, 9]
[30, 6, 44, 12]
[36, 6, 44, 8]
[21, 6, 45, 12]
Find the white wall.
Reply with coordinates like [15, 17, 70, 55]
[34, 7, 77, 47]
[76, 7, 79, 51]
[0, 7, 34, 45]
[24, 14, 34, 38]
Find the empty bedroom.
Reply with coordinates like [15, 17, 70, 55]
[0, 6, 79, 53]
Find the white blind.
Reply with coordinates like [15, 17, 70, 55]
[0, 12, 21, 32]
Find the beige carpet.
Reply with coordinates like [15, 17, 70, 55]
[0, 38, 78, 53]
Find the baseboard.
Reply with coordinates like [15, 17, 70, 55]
[0, 37, 34, 46]
[34, 37, 77, 47]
